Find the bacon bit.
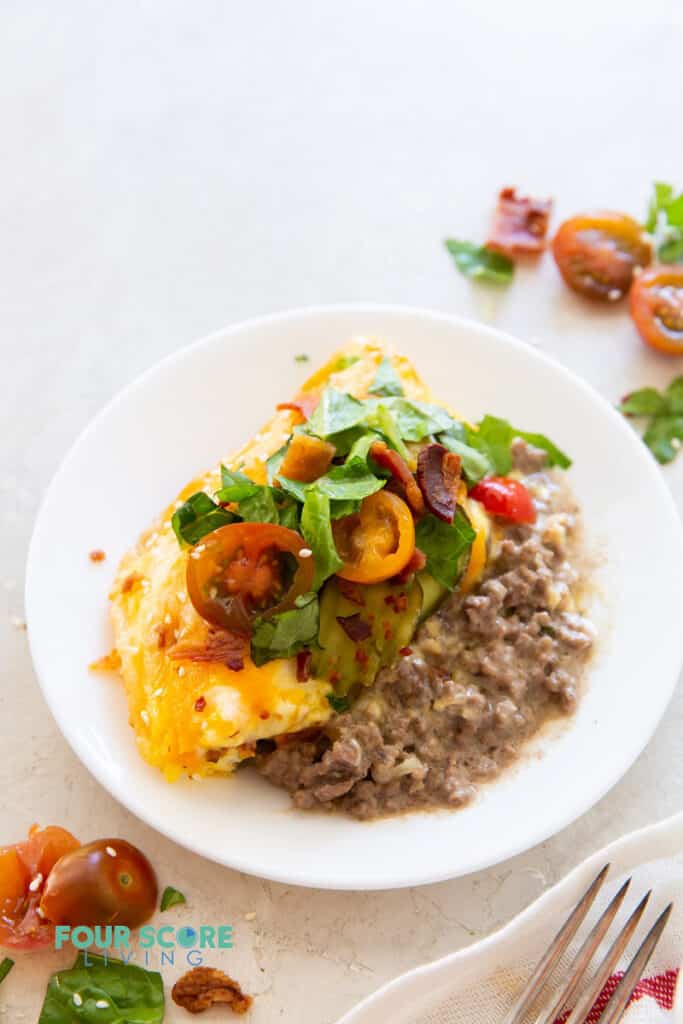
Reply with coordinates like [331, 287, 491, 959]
[336, 613, 372, 642]
[89, 649, 122, 673]
[383, 622, 393, 641]
[487, 187, 553, 256]
[194, 696, 206, 712]
[120, 572, 144, 594]
[369, 441, 425, 515]
[384, 592, 409, 613]
[392, 548, 427, 584]
[171, 630, 247, 672]
[276, 392, 320, 422]
[296, 649, 312, 682]
[416, 445, 461, 523]
[355, 647, 369, 666]
[329, 671, 341, 685]
[172, 966, 253, 1015]
[399, 646, 413, 656]
[89, 549, 106, 563]
[337, 579, 366, 606]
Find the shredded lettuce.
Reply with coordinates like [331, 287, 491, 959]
[368, 357, 405, 397]
[300, 491, 344, 588]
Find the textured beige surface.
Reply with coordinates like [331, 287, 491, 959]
[1, 0, 683, 1020]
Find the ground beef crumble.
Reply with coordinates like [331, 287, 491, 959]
[257, 440, 595, 819]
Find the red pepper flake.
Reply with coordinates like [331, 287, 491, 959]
[89, 549, 106, 563]
[336, 614, 372, 642]
[355, 648, 369, 666]
[329, 671, 341, 685]
[259, 710, 270, 720]
[194, 696, 206, 712]
[337, 579, 366, 606]
[384, 592, 409, 613]
[399, 646, 413, 656]
[383, 622, 394, 641]
[392, 549, 427, 585]
[296, 649, 312, 682]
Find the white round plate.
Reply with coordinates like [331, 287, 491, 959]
[26, 306, 683, 890]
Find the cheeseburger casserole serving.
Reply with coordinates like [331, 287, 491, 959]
[105, 340, 594, 818]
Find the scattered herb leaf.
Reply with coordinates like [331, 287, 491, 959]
[445, 239, 514, 284]
[160, 886, 186, 912]
[295, 353, 310, 363]
[620, 377, 683, 463]
[646, 181, 683, 263]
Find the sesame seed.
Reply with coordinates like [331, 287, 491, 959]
[152, 687, 164, 697]
[140, 709, 150, 725]
[298, 548, 313, 558]
[244, 911, 257, 921]
[95, 1001, 109, 1009]
[164, 613, 172, 625]
[177, 666, 186, 677]
[191, 773, 202, 781]
[36, 906, 46, 919]
[607, 288, 622, 301]
[28, 873, 43, 892]
[177, 591, 186, 603]
[194, 544, 206, 554]
[73, 993, 83, 1007]
[105, 846, 117, 857]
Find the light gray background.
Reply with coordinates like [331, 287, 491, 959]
[2, 1, 683, 1020]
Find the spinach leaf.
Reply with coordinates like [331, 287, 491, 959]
[251, 593, 320, 666]
[444, 239, 514, 284]
[467, 415, 571, 474]
[306, 388, 367, 438]
[379, 398, 454, 441]
[368, 357, 404, 397]
[171, 492, 235, 546]
[619, 376, 683, 463]
[415, 509, 476, 590]
[237, 486, 280, 524]
[38, 952, 164, 1024]
[313, 462, 385, 503]
[266, 445, 287, 483]
[160, 885, 186, 911]
[216, 465, 261, 502]
[300, 490, 343, 588]
[645, 181, 683, 262]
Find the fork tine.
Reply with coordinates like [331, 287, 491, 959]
[598, 903, 673, 1024]
[532, 878, 632, 1024]
[501, 864, 610, 1024]
[563, 890, 651, 1024]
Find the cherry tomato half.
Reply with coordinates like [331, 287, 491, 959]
[333, 491, 415, 584]
[40, 838, 157, 929]
[629, 265, 683, 355]
[552, 212, 652, 301]
[0, 825, 80, 949]
[187, 522, 315, 632]
[469, 477, 536, 524]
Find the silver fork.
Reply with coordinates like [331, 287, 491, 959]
[502, 864, 673, 1024]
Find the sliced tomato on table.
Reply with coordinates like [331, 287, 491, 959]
[332, 491, 415, 584]
[0, 825, 79, 949]
[469, 477, 536, 524]
[552, 211, 652, 301]
[187, 522, 315, 632]
[629, 265, 683, 355]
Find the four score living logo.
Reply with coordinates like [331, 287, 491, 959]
[54, 923, 234, 968]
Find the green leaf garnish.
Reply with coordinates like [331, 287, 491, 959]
[172, 492, 236, 546]
[0, 958, 14, 986]
[251, 593, 320, 666]
[38, 953, 164, 1024]
[645, 181, 683, 262]
[160, 885, 186, 911]
[466, 415, 571, 474]
[415, 509, 476, 590]
[334, 354, 360, 371]
[444, 239, 514, 284]
[368, 357, 405, 397]
[327, 693, 350, 713]
[620, 377, 683, 463]
[295, 353, 310, 363]
[300, 491, 344, 588]
[306, 388, 368, 438]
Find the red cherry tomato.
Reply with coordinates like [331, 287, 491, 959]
[469, 477, 536, 524]
[0, 825, 80, 949]
[187, 522, 315, 633]
[552, 211, 652, 301]
[629, 265, 683, 355]
[40, 838, 158, 929]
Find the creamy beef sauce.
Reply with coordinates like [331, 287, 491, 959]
[257, 440, 595, 819]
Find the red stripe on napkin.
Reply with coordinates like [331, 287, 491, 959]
[556, 968, 679, 1021]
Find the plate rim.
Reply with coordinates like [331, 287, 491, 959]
[25, 303, 683, 890]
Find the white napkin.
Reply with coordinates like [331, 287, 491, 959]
[421, 859, 682, 1023]
[337, 814, 683, 1024]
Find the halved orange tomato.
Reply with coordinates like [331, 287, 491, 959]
[630, 265, 683, 355]
[333, 491, 415, 584]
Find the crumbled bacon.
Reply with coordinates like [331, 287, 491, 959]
[355, 647, 369, 666]
[416, 444, 461, 523]
[172, 966, 252, 1015]
[384, 592, 409, 613]
[487, 187, 553, 256]
[392, 548, 427, 584]
[337, 579, 366, 606]
[194, 696, 206, 712]
[170, 630, 247, 672]
[296, 649, 312, 682]
[369, 441, 425, 515]
[336, 613, 372, 642]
